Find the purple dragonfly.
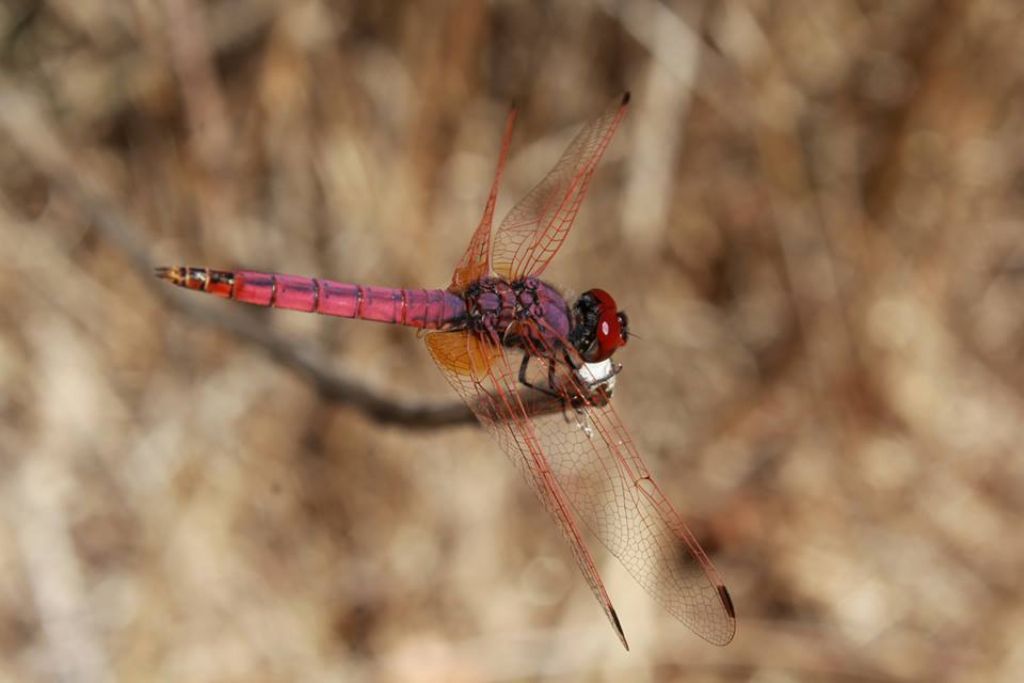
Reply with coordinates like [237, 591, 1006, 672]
[157, 93, 735, 648]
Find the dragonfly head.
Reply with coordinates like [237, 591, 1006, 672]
[570, 289, 629, 363]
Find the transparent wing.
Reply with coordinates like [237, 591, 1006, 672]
[424, 327, 736, 646]
[449, 107, 518, 293]
[424, 330, 630, 649]
[536, 355, 737, 645]
[491, 94, 629, 281]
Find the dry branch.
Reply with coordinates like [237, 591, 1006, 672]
[0, 80, 474, 429]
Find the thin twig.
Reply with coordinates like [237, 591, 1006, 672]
[170, 295, 476, 428]
[0, 79, 475, 429]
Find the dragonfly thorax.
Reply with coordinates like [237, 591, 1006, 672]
[464, 277, 572, 354]
[570, 289, 629, 362]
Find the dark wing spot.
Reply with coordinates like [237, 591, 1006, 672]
[609, 606, 629, 651]
[718, 585, 736, 619]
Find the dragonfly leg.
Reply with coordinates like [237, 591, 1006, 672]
[518, 352, 562, 398]
[516, 353, 587, 425]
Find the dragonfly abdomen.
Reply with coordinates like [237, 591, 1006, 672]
[156, 266, 466, 329]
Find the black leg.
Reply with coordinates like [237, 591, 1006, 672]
[518, 352, 561, 398]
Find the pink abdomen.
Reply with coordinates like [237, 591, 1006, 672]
[156, 266, 466, 329]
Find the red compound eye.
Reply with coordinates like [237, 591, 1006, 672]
[588, 289, 628, 362]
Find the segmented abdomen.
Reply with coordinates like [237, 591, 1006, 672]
[156, 266, 466, 329]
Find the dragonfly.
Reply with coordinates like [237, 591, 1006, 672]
[157, 93, 735, 649]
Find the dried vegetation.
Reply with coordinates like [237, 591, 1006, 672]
[1, 1, 1023, 681]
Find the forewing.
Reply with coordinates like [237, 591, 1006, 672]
[424, 330, 630, 649]
[530, 354, 737, 645]
[449, 107, 518, 292]
[491, 94, 629, 281]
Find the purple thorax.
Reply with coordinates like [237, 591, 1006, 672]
[463, 276, 572, 356]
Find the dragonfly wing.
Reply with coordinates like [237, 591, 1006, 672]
[491, 94, 629, 281]
[531, 356, 737, 645]
[424, 330, 630, 649]
[449, 107, 519, 292]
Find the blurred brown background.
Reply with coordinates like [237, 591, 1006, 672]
[2, 1, 1023, 681]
